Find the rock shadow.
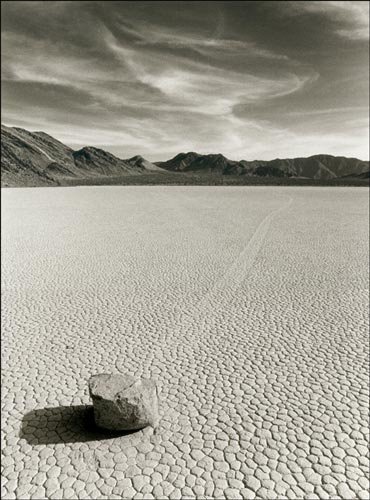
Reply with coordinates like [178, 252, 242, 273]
[20, 405, 139, 445]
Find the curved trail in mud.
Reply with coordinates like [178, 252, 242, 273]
[197, 196, 294, 303]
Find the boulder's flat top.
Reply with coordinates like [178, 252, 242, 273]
[2, 186, 369, 499]
[89, 373, 137, 399]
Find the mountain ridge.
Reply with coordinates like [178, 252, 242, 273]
[156, 152, 369, 180]
[1, 124, 369, 187]
[1, 124, 164, 187]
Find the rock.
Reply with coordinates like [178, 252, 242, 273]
[88, 373, 159, 431]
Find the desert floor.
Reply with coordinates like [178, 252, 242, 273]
[1, 186, 369, 500]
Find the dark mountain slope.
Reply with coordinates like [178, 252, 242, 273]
[1, 125, 164, 187]
[125, 155, 165, 172]
[72, 147, 142, 176]
[1, 125, 71, 186]
[159, 152, 369, 180]
[156, 152, 242, 174]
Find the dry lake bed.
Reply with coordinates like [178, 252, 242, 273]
[1, 186, 369, 499]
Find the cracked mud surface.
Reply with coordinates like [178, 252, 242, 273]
[2, 186, 369, 499]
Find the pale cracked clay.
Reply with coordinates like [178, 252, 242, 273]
[89, 373, 159, 431]
[2, 187, 369, 500]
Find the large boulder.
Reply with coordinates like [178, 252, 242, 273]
[88, 373, 159, 431]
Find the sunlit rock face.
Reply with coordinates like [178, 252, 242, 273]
[89, 373, 159, 431]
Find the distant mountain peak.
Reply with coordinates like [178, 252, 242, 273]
[128, 154, 144, 162]
[125, 154, 165, 172]
[74, 146, 108, 155]
[207, 153, 227, 159]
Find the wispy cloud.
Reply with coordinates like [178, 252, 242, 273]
[287, 106, 369, 117]
[1, 1, 368, 160]
[115, 19, 291, 61]
[287, 1, 369, 40]
[105, 29, 317, 117]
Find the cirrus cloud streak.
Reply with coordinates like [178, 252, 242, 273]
[1, 1, 368, 160]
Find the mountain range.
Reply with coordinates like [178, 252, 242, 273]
[1, 124, 165, 187]
[156, 152, 369, 180]
[1, 124, 369, 187]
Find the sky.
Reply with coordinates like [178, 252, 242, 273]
[1, 1, 369, 161]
